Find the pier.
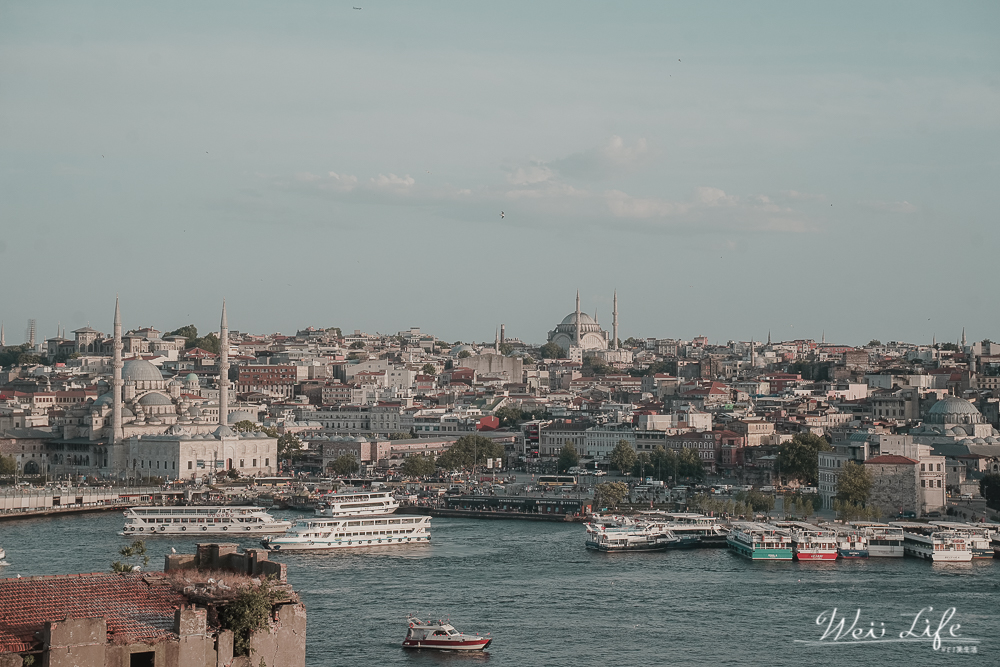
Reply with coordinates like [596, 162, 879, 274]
[0, 486, 174, 522]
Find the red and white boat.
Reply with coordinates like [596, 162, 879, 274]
[402, 616, 492, 651]
[775, 521, 838, 560]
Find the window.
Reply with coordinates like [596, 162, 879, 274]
[921, 463, 925, 471]
[188, 461, 192, 469]
[937, 480, 941, 488]
[240, 459, 244, 467]
[265, 458, 269, 466]
[921, 480, 926, 487]
[936, 464, 941, 471]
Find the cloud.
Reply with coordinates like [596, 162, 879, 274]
[859, 200, 918, 213]
[781, 190, 827, 202]
[295, 171, 358, 193]
[505, 162, 554, 186]
[603, 186, 813, 233]
[549, 135, 653, 180]
[371, 173, 415, 190]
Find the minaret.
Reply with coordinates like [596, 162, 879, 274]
[612, 291, 619, 350]
[500, 324, 505, 344]
[574, 290, 581, 345]
[494, 327, 500, 353]
[1, 322, 5, 347]
[111, 298, 123, 444]
[821, 330, 825, 345]
[767, 330, 771, 346]
[219, 300, 229, 427]
[962, 327, 967, 349]
[750, 338, 756, 367]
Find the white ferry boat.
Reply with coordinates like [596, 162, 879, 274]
[639, 512, 728, 547]
[774, 522, 838, 561]
[927, 522, 994, 558]
[585, 518, 680, 552]
[727, 522, 793, 560]
[121, 506, 292, 535]
[852, 522, 904, 557]
[262, 514, 431, 551]
[893, 523, 972, 562]
[315, 490, 399, 517]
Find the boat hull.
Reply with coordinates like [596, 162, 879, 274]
[795, 551, 838, 561]
[402, 638, 491, 651]
[838, 549, 869, 558]
[264, 535, 431, 551]
[727, 539, 793, 560]
[585, 540, 673, 552]
[122, 523, 291, 536]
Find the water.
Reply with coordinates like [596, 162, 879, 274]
[1, 510, 997, 665]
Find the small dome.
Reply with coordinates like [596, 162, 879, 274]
[185, 373, 199, 382]
[93, 393, 113, 407]
[227, 410, 256, 424]
[168, 378, 183, 387]
[123, 359, 164, 383]
[138, 392, 173, 406]
[354, 435, 368, 443]
[121, 406, 134, 418]
[213, 425, 236, 438]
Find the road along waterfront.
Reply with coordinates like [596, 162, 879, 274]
[1, 510, 996, 666]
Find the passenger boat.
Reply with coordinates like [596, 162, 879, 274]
[893, 524, 973, 562]
[773, 521, 837, 560]
[639, 512, 728, 547]
[727, 522, 793, 560]
[402, 616, 491, 651]
[0, 546, 5, 561]
[262, 514, 430, 551]
[927, 522, 994, 558]
[584, 518, 680, 552]
[121, 506, 292, 535]
[850, 522, 905, 557]
[832, 527, 869, 558]
[315, 490, 399, 517]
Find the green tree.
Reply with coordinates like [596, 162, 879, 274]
[420, 363, 437, 376]
[539, 342, 565, 359]
[940, 342, 959, 352]
[168, 324, 198, 341]
[494, 405, 524, 428]
[647, 446, 677, 482]
[557, 443, 580, 473]
[277, 433, 302, 459]
[330, 454, 360, 476]
[777, 433, 832, 486]
[594, 481, 629, 509]
[584, 356, 611, 375]
[219, 579, 282, 657]
[436, 434, 504, 470]
[350, 341, 366, 349]
[232, 420, 258, 433]
[0, 455, 15, 475]
[867, 339, 881, 347]
[632, 452, 653, 478]
[498, 342, 515, 356]
[677, 447, 705, 482]
[388, 431, 414, 440]
[609, 439, 637, 476]
[111, 539, 149, 573]
[457, 350, 472, 359]
[401, 455, 436, 477]
[836, 461, 872, 505]
[980, 472, 1000, 510]
[227, 468, 241, 479]
[622, 337, 644, 349]
[188, 333, 220, 354]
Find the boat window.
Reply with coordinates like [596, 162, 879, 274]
[433, 630, 448, 636]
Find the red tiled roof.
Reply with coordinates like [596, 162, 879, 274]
[865, 455, 919, 465]
[0, 572, 188, 652]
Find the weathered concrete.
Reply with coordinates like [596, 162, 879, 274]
[43, 617, 107, 667]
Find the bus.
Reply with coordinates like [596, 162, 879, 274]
[537, 475, 577, 487]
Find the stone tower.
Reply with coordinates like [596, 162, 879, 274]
[612, 291, 619, 350]
[111, 298, 124, 444]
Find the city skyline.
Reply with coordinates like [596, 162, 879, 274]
[2, 3, 997, 344]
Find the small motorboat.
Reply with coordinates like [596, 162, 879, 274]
[402, 616, 492, 651]
[0, 546, 5, 561]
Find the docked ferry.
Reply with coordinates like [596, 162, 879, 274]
[893, 523, 973, 562]
[852, 522, 905, 557]
[832, 527, 869, 558]
[121, 506, 292, 535]
[262, 514, 431, 551]
[727, 522, 793, 560]
[639, 512, 728, 547]
[585, 518, 680, 552]
[315, 490, 399, 517]
[927, 521, 994, 558]
[780, 522, 838, 561]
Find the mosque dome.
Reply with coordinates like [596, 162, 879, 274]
[185, 373, 199, 383]
[93, 393, 113, 407]
[354, 435, 368, 443]
[560, 312, 597, 327]
[138, 392, 173, 406]
[227, 410, 256, 424]
[123, 359, 164, 383]
[449, 345, 475, 357]
[213, 425, 236, 438]
[926, 396, 984, 425]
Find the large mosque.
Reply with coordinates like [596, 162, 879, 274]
[547, 292, 632, 364]
[44, 300, 277, 481]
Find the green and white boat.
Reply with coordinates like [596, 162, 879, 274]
[727, 522, 793, 560]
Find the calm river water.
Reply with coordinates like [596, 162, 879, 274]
[1, 510, 997, 666]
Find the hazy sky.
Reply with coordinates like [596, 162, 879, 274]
[2, 2, 998, 346]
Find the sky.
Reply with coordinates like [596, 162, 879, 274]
[1, 2, 998, 347]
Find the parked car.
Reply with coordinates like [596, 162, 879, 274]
[593, 470, 607, 477]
